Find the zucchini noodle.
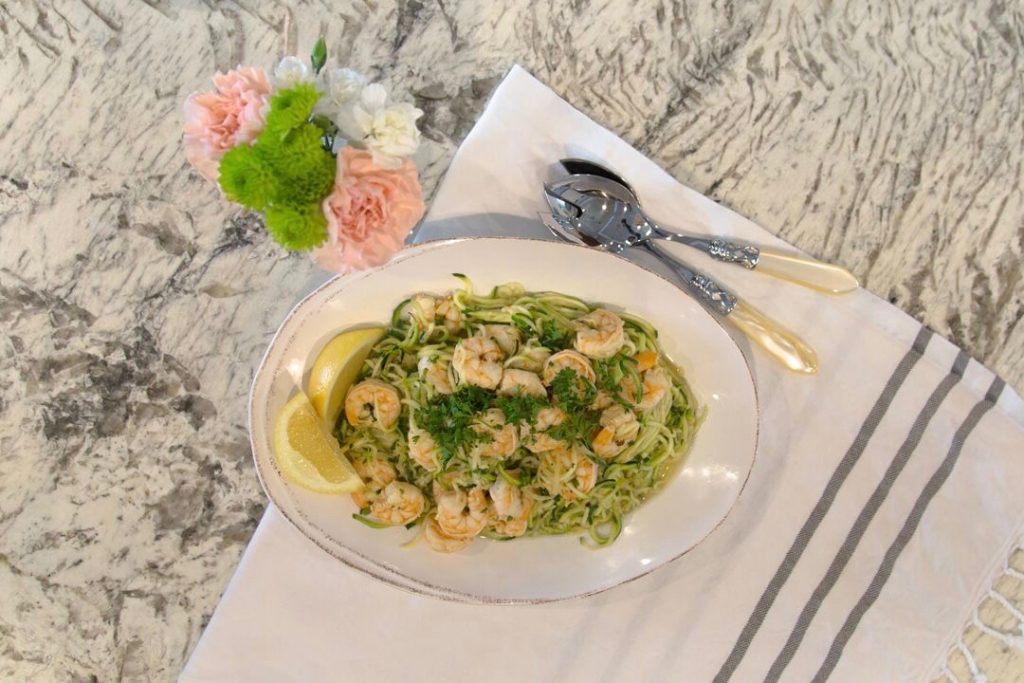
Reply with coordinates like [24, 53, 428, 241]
[334, 277, 704, 551]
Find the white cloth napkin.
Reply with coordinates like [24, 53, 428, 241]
[181, 66, 1024, 683]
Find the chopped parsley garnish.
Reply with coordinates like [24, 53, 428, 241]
[510, 313, 535, 337]
[496, 391, 548, 426]
[540, 319, 572, 348]
[592, 358, 622, 394]
[550, 367, 597, 413]
[593, 356, 641, 405]
[549, 410, 602, 445]
[548, 368, 601, 445]
[415, 386, 492, 467]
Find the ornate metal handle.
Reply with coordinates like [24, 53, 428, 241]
[706, 239, 760, 269]
[686, 273, 739, 316]
[644, 240, 738, 315]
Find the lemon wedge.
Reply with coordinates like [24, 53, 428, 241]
[307, 327, 387, 425]
[274, 392, 362, 493]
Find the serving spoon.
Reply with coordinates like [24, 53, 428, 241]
[538, 206, 819, 375]
[558, 158, 859, 294]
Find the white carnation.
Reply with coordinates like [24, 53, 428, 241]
[273, 56, 313, 89]
[316, 68, 367, 112]
[333, 83, 422, 168]
[364, 103, 422, 168]
[334, 83, 385, 141]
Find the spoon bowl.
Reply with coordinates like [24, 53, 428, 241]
[557, 159, 860, 294]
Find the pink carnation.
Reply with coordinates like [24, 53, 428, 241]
[311, 148, 425, 274]
[182, 67, 271, 182]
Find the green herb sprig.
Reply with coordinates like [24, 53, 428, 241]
[540, 319, 572, 349]
[593, 356, 642, 406]
[416, 386, 493, 468]
[548, 368, 601, 446]
[496, 391, 548, 426]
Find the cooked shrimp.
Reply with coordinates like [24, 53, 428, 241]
[498, 368, 547, 398]
[490, 484, 534, 538]
[561, 448, 598, 501]
[492, 499, 532, 537]
[592, 404, 640, 458]
[417, 354, 453, 394]
[507, 345, 551, 373]
[408, 423, 440, 471]
[423, 517, 471, 553]
[616, 374, 643, 405]
[345, 379, 401, 430]
[452, 336, 504, 389]
[405, 294, 437, 328]
[574, 308, 625, 359]
[591, 391, 614, 411]
[524, 406, 566, 453]
[570, 454, 598, 497]
[479, 324, 521, 355]
[435, 296, 463, 334]
[602, 366, 667, 411]
[542, 349, 596, 385]
[472, 408, 518, 459]
[435, 487, 490, 539]
[370, 481, 426, 525]
[350, 457, 397, 509]
[541, 447, 599, 500]
[489, 477, 524, 519]
[637, 367, 671, 411]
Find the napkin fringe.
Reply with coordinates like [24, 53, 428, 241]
[926, 519, 1024, 682]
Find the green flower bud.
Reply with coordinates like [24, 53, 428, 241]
[311, 37, 327, 75]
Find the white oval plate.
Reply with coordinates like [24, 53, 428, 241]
[250, 236, 758, 603]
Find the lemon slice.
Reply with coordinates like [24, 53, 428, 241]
[274, 392, 362, 493]
[307, 327, 387, 425]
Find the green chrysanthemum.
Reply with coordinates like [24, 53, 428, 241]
[218, 144, 278, 210]
[264, 83, 321, 134]
[222, 82, 337, 252]
[257, 124, 336, 205]
[264, 203, 328, 251]
[257, 124, 325, 174]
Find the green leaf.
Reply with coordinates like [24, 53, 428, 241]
[310, 113, 339, 136]
[311, 37, 327, 75]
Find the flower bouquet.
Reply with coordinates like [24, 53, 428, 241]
[182, 39, 425, 273]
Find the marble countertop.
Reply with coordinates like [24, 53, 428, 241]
[1, 1, 1022, 680]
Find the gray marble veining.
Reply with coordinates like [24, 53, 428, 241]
[0, 0, 1021, 680]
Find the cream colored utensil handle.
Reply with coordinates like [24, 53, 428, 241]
[756, 248, 860, 294]
[727, 300, 819, 374]
[644, 239, 820, 374]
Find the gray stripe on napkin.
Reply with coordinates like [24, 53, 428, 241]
[713, 327, 933, 683]
[763, 349, 970, 683]
[811, 376, 1006, 682]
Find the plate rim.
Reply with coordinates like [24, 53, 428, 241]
[248, 234, 760, 604]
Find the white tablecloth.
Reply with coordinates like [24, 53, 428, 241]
[182, 66, 1024, 682]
